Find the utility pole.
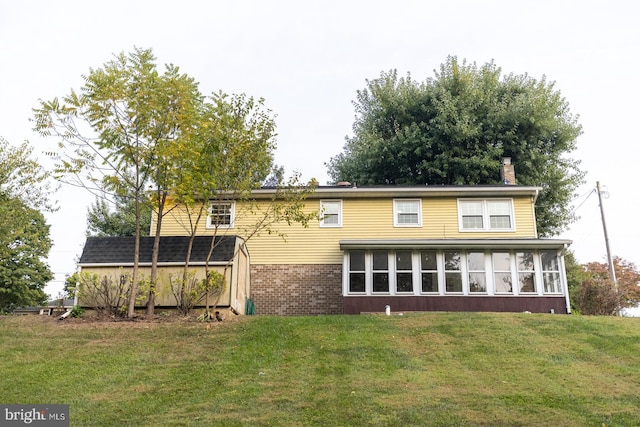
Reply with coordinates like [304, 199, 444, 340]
[596, 181, 617, 287]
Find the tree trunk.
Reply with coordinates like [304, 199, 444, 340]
[126, 185, 142, 318]
[147, 190, 167, 316]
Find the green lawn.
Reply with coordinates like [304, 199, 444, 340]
[1, 312, 639, 426]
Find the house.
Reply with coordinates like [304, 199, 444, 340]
[78, 158, 572, 316]
[151, 159, 573, 315]
[13, 298, 75, 316]
[77, 235, 250, 315]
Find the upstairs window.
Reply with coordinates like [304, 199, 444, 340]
[458, 199, 514, 231]
[207, 202, 235, 228]
[320, 200, 342, 227]
[393, 199, 422, 227]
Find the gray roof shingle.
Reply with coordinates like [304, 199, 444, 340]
[78, 235, 237, 265]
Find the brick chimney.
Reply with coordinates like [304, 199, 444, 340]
[501, 157, 516, 185]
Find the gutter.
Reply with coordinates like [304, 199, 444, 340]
[339, 238, 573, 250]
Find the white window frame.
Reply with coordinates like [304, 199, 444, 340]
[467, 251, 488, 294]
[516, 251, 537, 294]
[394, 250, 414, 294]
[319, 200, 343, 228]
[419, 250, 440, 294]
[540, 250, 563, 294]
[393, 199, 422, 227]
[206, 201, 235, 229]
[458, 199, 515, 232]
[343, 249, 566, 298]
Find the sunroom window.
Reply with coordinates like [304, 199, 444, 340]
[493, 252, 513, 293]
[420, 250, 438, 293]
[467, 252, 487, 293]
[344, 249, 565, 297]
[444, 251, 463, 293]
[541, 251, 562, 293]
[372, 250, 389, 293]
[395, 250, 413, 293]
[348, 250, 366, 293]
[517, 251, 536, 293]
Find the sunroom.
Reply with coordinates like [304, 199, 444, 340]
[340, 238, 572, 315]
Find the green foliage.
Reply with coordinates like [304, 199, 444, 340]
[327, 57, 584, 236]
[0, 137, 55, 311]
[169, 270, 226, 316]
[34, 47, 204, 317]
[87, 196, 151, 237]
[564, 250, 590, 313]
[0, 194, 53, 311]
[63, 272, 80, 300]
[0, 137, 57, 212]
[70, 305, 84, 318]
[575, 256, 640, 315]
[77, 271, 148, 317]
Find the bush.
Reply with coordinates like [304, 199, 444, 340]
[577, 277, 622, 316]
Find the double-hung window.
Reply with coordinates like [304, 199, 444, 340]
[393, 199, 422, 227]
[444, 251, 463, 293]
[395, 250, 414, 293]
[348, 250, 366, 293]
[372, 250, 390, 293]
[467, 252, 487, 293]
[541, 251, 562, 293]
[207, 201, 235, 228]
[458, 199, 514, 231]
[320, 200, 342, 227]
[420, 250, 438, 293]
[493, 252, 513, 293]
[517, 251, 536, 293]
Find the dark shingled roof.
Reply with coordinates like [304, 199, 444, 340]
[78, 236, 237, 265]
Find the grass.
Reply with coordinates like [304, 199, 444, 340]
[1, 312, 640, 426]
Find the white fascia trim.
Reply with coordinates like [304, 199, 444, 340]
[249, 185, 542, 200]
[339, 238, 573, 250]
[78, 261, 232, 268]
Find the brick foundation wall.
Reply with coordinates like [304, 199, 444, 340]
[250, 264, 343, 315]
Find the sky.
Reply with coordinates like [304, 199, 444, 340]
[1, 0, 638, 307]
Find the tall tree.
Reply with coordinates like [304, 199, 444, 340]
[0, 195, 53, 311]
[0, 138, 55, 311]
[327, 57, 584, 236]
[34, 48, 202, 317]
[87, 196, 151, 237]
[170, 92, 316, 316]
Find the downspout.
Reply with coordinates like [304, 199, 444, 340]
[532, 188, 540, 239]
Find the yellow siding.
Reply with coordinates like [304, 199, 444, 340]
[156, 195, 538, 265]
